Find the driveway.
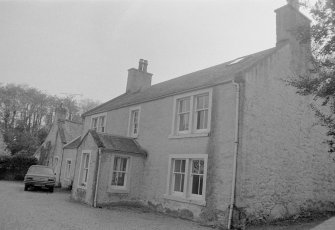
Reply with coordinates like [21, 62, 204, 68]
[0, 181, 210, 230]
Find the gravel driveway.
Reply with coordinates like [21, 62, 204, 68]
[0, 181, 210, 230]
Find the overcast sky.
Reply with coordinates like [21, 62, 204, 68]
[0, 0, 299, 103]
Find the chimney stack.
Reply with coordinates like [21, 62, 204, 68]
[287, 0, 300, 10]
[275, 0, 311, 74]
[54, 104, 66, 123]
[126, 59, 153, 93]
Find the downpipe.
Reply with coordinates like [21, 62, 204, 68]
[94, 148, 102, 208]
[228, 80, 240, 229]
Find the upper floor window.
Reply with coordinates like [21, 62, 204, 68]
[91, 114, 106, 133]
[171, 89, 212, 137]
[128, 107, 140, 138]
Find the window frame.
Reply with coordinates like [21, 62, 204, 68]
[108, 154, 131, 193]
[90, 113, 107, 133]
[65, 159, 72, 179]
[170, 89, 212, 138]
[127, 106, 141, 138]
[54, 156, 59, 169]
[78, 151, 91, 189]
[165, 154, 208, 205]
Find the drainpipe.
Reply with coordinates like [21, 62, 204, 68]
[228, 80, 241, 229]
[93, 148, 102, 208]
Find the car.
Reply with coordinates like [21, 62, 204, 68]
[24, 165, 56, 192]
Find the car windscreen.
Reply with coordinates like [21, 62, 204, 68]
[28, 166, 53, 175]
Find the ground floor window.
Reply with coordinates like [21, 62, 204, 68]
[110, 155, 130, 190]
[65, 159, 72, 179]
[166, 154, 207, 202]
[79, 151, 90, 187]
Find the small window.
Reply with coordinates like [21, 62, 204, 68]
[229, 57, 245, 65]
[92, 118, 98, 131]
[79, 152, 90, 187]
[65, 160, 72, 179]
[54, 157, 59, 169]
[91, 114, 106, 133]
[110, 156, 130, 189]
[128, 107, 140, 137]
[166, 154, 207, 203]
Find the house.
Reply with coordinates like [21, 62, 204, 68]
[35, 105, 83, 187]
[71, 1, 335, 228]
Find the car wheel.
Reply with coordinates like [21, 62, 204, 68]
[49, 187, 54, 193]
[24, 185, 28, 191]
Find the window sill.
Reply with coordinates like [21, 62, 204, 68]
[163, 194, 206, 206]
[168, 132, 210, 139]
[108, 188, 129, 194]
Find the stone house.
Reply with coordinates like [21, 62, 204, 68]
[71, 2, 335, 228]
[35, 106, 82, 187]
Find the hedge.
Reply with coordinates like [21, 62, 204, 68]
[0, 154, 38, 180]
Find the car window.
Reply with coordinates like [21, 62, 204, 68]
[28, 166, 54, 175]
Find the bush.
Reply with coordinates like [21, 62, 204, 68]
[0, 154, 38, 180]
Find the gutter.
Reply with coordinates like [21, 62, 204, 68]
[228, 79, 241, 229]
[93, 148, 102, 208]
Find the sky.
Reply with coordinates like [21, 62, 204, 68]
[0, 0, 304, 103]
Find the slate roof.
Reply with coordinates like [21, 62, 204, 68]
[63, 136, 81, 149]
[83, 130, 147, 156]
[58, 120, 83, 144]
[83, 46, 280, 117]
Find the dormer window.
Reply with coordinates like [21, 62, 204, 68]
[91, 114, 106, 133]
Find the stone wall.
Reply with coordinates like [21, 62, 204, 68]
[239, 43, 335, 222]
[60, 148, 77, 189]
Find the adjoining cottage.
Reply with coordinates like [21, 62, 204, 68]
[35, 105, 83, 187]
[71, 1, 335, 228]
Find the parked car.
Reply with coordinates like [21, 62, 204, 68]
[24, 165, 55, 192]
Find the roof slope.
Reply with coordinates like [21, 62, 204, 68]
[85, 130, 146, 156]
[63, 136, 81, 149]
[58, 120, 83, 144]
[83, 46, 279, 117]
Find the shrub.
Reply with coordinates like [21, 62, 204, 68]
[0, 154, 38, 180]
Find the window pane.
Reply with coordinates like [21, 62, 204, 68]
[196, 110, 208, 130]
[179, 113, 189, 131]
[174, 160, 181, 173]
[191, 175, 203, 195]
[178, 98, 190, 113]
[192, 160, 199, 173]
[113, 157, 119, 170]
[84, 169, 88, 183]
[181, 160, 186, 172]
[121, 158, 127, 172]
[85, 154, 89, 168]
[111, 172, 117, 185]
[92, 118, 98, 129]
[117, 172, 125, 186]
[199, 160, 204, 174]
[174, 173, 184, 192]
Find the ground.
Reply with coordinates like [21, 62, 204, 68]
[0, 181, 210, 230]
[0, 181, 332, 230]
